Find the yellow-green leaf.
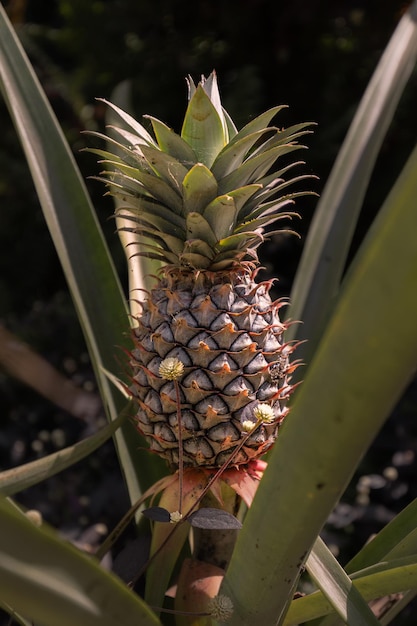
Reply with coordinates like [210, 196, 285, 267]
[181, 85, 225, 168]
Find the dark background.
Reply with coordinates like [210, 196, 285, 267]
[1, 1, 417, 623]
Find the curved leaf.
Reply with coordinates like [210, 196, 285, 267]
[145, 115, 197, 165]
[186, 211, 218, 246]
[218, 144, 304, 195]
[182, 163, 218, 215]
[203, 194, 239, 240]
[97, 98, 157, 147]
[211, 128, 275, 179]
[140, 144, 189, 191]
[287, 1, 417, 367]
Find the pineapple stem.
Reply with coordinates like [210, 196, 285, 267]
[193, 486, 239, 569]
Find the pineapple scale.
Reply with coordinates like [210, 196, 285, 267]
[130, 270, 294, 468]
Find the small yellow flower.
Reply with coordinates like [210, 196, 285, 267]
[170, 510, 183, 523]
[253, 403, 275, 423]
[159, 357, 184, 380]
[241, 419, 257, 433]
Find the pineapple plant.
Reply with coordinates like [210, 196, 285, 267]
[91, 71, 313, 471]
[3, 3, 417, 620]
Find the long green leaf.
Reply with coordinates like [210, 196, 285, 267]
[0, 496, 161, 626]
[227, 105, 287, 145]
[284, 556, 417, 625]
[211, 128, 274, 179]
[221, 141, 417, 625]
[0, 6, 165, 500]
[306, 538, 380, 626]
[218, 144, 303, 195]
[287, 0, 417, 367]
[318, 498, 417, 626]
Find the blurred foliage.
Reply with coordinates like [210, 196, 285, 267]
[1, 0, 416, 315]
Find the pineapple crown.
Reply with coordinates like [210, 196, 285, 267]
[90, 72, 315, 273]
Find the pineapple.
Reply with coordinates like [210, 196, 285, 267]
[92, 72, 312, 469]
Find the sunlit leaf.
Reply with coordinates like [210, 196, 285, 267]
[306, 537, 380, 625]
[181, 85, 225, 167]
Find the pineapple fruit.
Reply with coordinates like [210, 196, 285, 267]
[92, 72, 312, 469]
